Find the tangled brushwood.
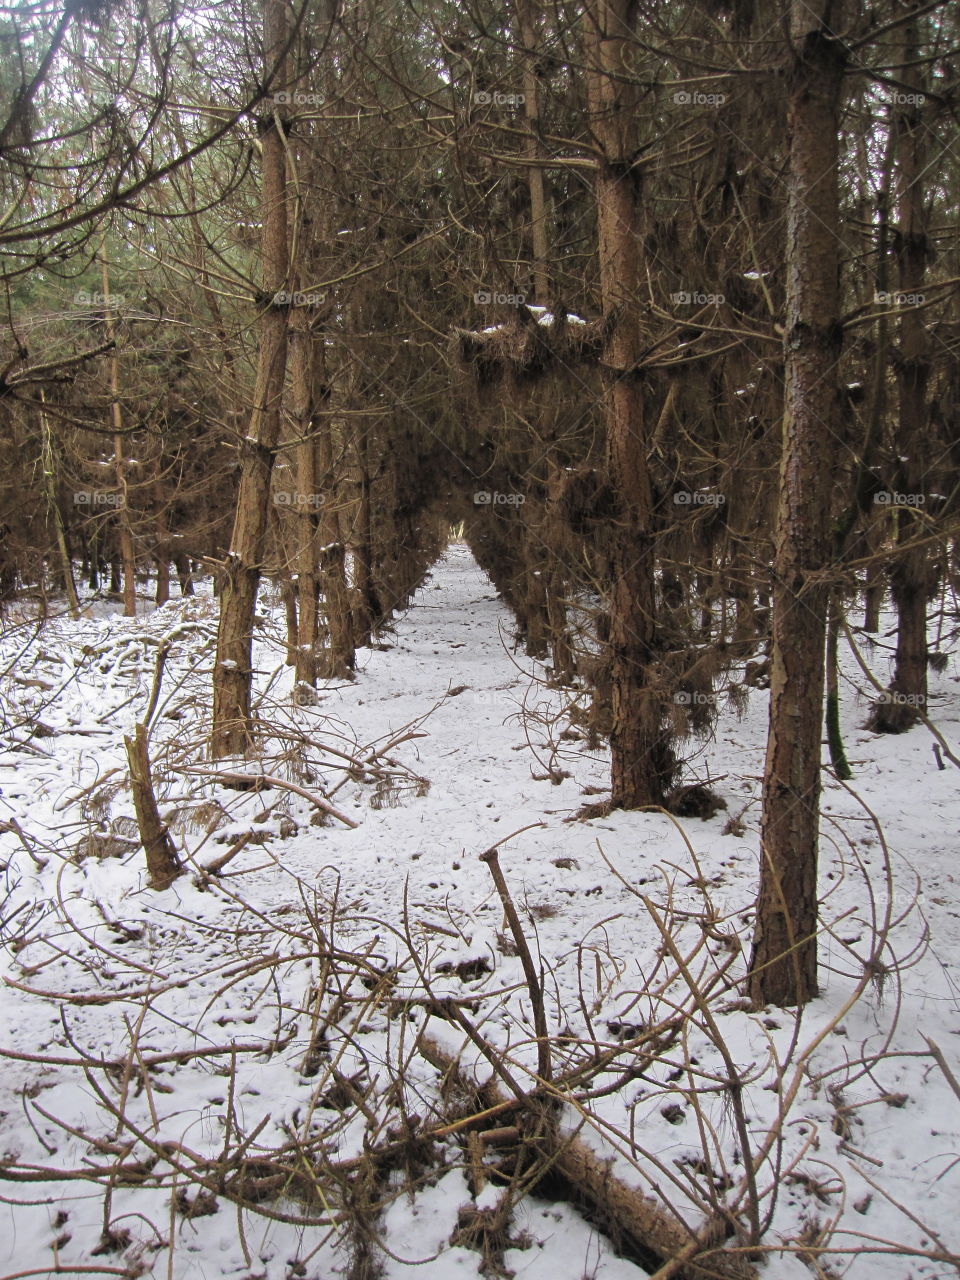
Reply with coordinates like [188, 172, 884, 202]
[2, 783, 958, 1279]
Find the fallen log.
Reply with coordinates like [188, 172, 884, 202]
[417, 1029, 758, 1280]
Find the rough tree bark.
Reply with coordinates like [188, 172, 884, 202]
[584, 0, 673, 808]
[870, 22, 934, 733]
[125, 723, 182, 890]
[289, 297, 322, 692]
[748, 2, 847, 1008]
[314, 347, 355, 679]
[39, 389, 80, 619]
[101, 261, 137, 618]
[174, 553, 194, 596]
[860, 123, 896, 636]
[516, 0, 549, 307]
[210, 0, 290, 756]
[351, 422, 383, 649]
[154, 505, 171, 607]
[521, 521, 551, 661]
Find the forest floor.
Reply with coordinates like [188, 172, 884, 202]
[1, 543, 959, 1280]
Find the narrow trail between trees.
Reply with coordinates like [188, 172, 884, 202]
[0, 545, 958, 1279]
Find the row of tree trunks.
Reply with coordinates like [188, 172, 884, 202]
[463, 496, 576, 681]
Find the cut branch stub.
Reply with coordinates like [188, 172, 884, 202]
[124, 722, 183, 890]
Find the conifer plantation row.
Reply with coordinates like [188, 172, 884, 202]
[3, 0, 959, 999]
[1, 3, 959, 1276]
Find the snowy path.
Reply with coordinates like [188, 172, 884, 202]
[0, 544, 958, 1279]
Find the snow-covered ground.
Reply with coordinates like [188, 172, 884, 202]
[0, 544, 958, 1279]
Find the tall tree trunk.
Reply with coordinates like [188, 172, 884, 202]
[351, 424, 382, 648]
[174, 553, 194, 596]
[825, 592, 851, 780]
[268, 491, 300, 666]
[315, 348, 355, 678]
[748, 3, 847, 1009]
[87, 531, 100, 591]
[521, 519, 551, 660]
[155, 556, 170, 606]
[871, 24, 933, 733]
[532, 479, 576, 683]
[516, 0, 549, 306]
[288, 302, 322, 690]
[101, 261, 137, 618]
[861, 123, 895, 638]
[863, 556, 883, 632]
[211, 0, 290, 756]
[285, 121, 327, 694]
[282, 573, 299, 666]
[546, 571, 576, 684]
[697, 568, 713, 642]
[294, 458, 321, 686]
[154, 506, 170, 606]
[39, 390, 80, 619]
[585, 0, 673, 809]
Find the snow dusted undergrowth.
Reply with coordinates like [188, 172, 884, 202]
[0, 543, 958, 1280]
